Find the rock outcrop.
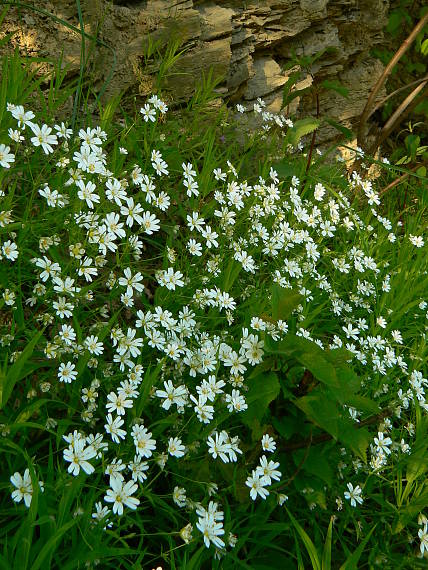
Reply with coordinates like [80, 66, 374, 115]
[1, 0, 390, 142]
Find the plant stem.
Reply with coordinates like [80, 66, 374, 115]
[357, 12, 428, 151]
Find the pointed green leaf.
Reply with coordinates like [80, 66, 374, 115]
[271, 284, 302, 321]
[339, 525, 376, 569]
[0, 328, 44, 410]
[287, 509, 321, 570]
[242, 372, 280, 424]
[286, 118, 321, 147]
[322, 517, 333, 570]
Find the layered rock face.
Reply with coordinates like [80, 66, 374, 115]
[1, 0, 390, 141]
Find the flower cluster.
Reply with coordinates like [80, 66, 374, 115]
[2, 96, 426, 561]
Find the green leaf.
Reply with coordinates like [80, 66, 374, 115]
[222, 258, 242, 291]
[386, 11, 403, 35]
[271, 283, 302, 320]
[421, 38, 428, 56]
[297, 352, 339, 389]
[272, 410, 302, 439]
[322, 518, 333, 570]
[265, 333, 322, 358]
[287, 509, 321, 570]
[286, 118, 321, 147]
[293, 447, 333, 486]
[295, 393, 371, 460]
[324, 118, 354, 141]
[242, 372, 280, 425]
[336, 422, 370, 461]
[342, 394, 380, 414]
[406, 447, 428, 484]
[282, 70, 302, 108]
[321, 80, 349, 98]
[0, 329, 44, 410]
[394, 488, 428, 534]
[295, 394, 340, 438]
[30, 519, 77, 570]
[339, 525, 376, 569]
[283, 86, 311, 109]
[248, 357, 276, 379]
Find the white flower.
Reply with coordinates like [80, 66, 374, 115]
[58, 324, 76, 346]
[314, 183, 326, 201]
[1, 240, 19, 261]
[225, 389, 248, 412]
[342, 323, 360, 341]
[118, 267, 145, 297]
[106, 178, 127, 206]
[104, 413, 127, 443]
[92, 502, 112, 529]
[246, 470, 269, 500]
[140, 211, 160, 235]
[255, 455, 281, 485]
[168, 437, 186, 458]
[106, 391, 133, 416]
[29, 123, 58, 154]
[0, 144, 15, 168]
[155, 380, 187, 411]
[344, 482, 363, 507]
[391, 329, 403, 344]
[196, 503, 225, 549]
[409, 235, 424, 248]
[157, 267, 185, 290]
[187, 238, 203, 256]
[105, 459, 126, 485]
[128, 456, 149, 483]
[53, 297, 74, 319]
[63, 438, 97, 476]
[10, 469, 33, 507]
[104, 478, 140, 515]
[261, 434, 276, 453]
[132, 424, 157, 458]
[173, 486, 187, 508]
[76, 180, 100, 209]
[277, 494, 288, 506]
[54, 122, 73, 139]
[373, 431, 392, 455]
[207, 431, 231, 463]
[58, 361, 78, 383]
[120, 197, 144, 228]
[418, 525, 428, 555]
[10, 104, 35, 128]
[84, 335, 104, 355]
[140, 104, 156, 122]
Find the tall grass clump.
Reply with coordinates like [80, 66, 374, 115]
[0, 48, 427, 569]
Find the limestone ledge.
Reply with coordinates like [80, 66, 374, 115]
[1, 0, 390, 142]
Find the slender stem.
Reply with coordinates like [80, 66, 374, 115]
[369, 74, 428, 117]
[380, 81, 427, 138]
[380, 162, 427, 196]
[357, 12, 428, 150]
[370, 87, 427, 155]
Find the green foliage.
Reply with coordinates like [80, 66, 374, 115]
[0, 329, 45, 410]
[0, 9, 427, 570]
